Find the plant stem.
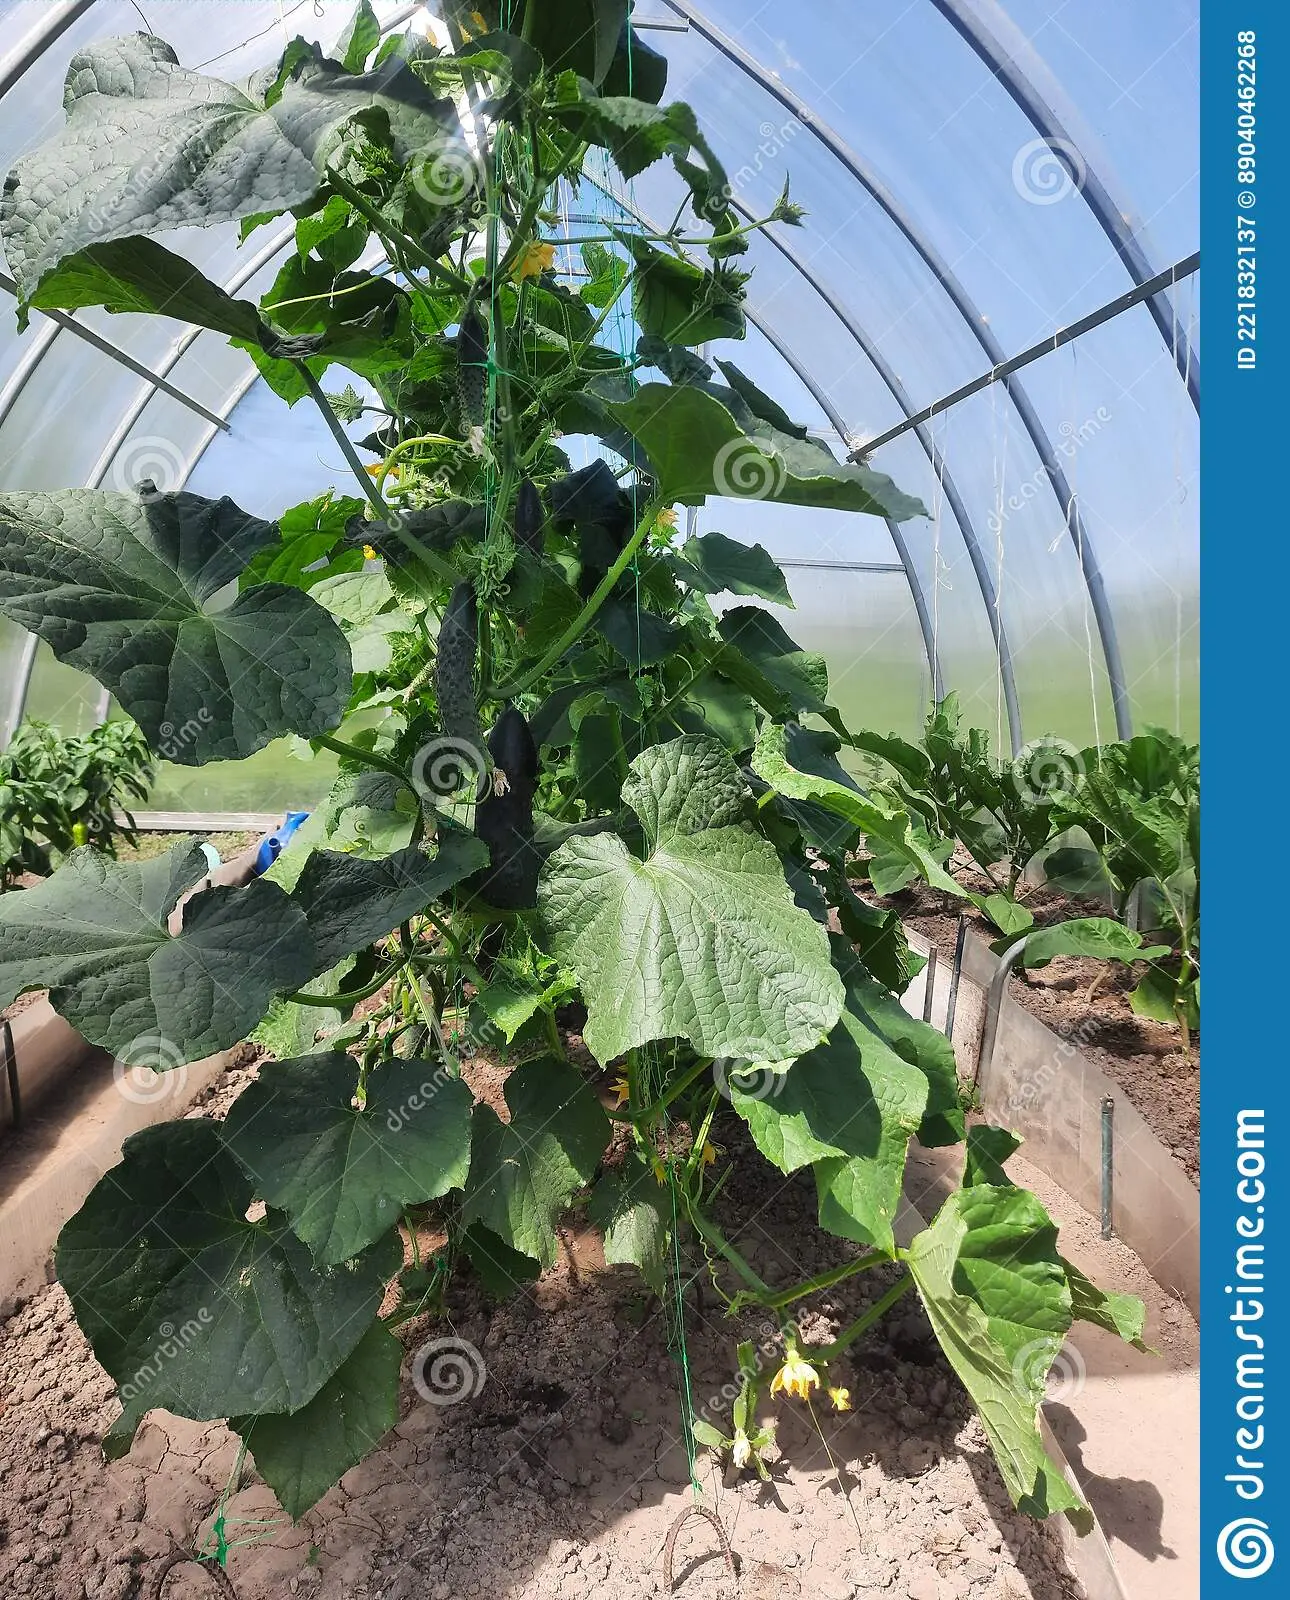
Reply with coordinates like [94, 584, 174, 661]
[812, 1274, 915, 1360]
[489, 495, 662, 697]
[326, 169, 472, 294]
[286, 956, 406, 1008]
[728, 1251, 888, 1316]
[686, 1204, 772, 1299]
[313, 733, 409, 785]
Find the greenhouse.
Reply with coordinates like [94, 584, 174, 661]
[0, 3, 1212, 1599]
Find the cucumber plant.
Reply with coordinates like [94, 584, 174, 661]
[0, 2, 1150, 1527]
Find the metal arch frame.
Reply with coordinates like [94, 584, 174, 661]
[661, 0, 1133, 740]
[83, 227, 296, 489]
[927, 0, 1200, 412]
[725, 193, 1025, 752]
[0, 0, 96, 100]
[741, 306, 948, 710]
[581, 178, 955, 725]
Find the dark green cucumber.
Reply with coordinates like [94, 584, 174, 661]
[457, 305, 489, 431]
[514, 478, 543, 554]
[473, 708, 540, 910]
[435, 581, 482, 753]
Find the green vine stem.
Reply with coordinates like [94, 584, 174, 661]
[811, 1273, 915, 1361]
[727, 1250, 888, 1316]
[488, 493, 663, 698]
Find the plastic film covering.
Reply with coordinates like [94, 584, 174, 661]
[0, 0, 1199, 809]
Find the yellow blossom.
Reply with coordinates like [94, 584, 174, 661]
[770, 1351, 820, 1401]
[656, 507, 679, 528]
[362, 544, 379, 561]
[828, 1386, 852, 1412]
[651, 1155, 669, 1185]
[610, 1075, 631, 1109]
[730, 1430, 752, 1470]
[700, 1141, 719, 1168]
[513, 240, 556, 282]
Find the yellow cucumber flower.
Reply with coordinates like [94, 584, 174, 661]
[610, 1075, 631, 1109]
[731, 1430, 753, 1470]
[513, 240, 556, 282]
[362, 544, 379, 561]
[828, 1386, 852, 1412]
[770, 1350, 820, 1401]
[699, 1141, 719, 1168]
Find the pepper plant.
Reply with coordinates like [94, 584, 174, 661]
[0, 2, 1150, 1526]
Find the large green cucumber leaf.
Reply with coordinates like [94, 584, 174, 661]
[22, 237, 263, 340]
[607, 383, 926, 517]
[671, 531, 794, 607]
[831, 938, 964, 1147]
[291, 835, 488, 976]
[717, 609, 828, 717]
[462, 1054, 610, 1267]
[520, 0, 628, 85]
[56, 1120, 399, 1439]
[539, 736, 844, 1064]
[1, 33, 458, 302]
[222, 1053, 474, 1264]
[589, 1154, 670, 1293]
[231, 1321, 401, 1518]
[753, 724, 965, 897]
[730, 1001, 927, 1255]
[905, 1185, 1088, 1526]
[0, 841, 313, 1059]
[0, 488, 351, 763]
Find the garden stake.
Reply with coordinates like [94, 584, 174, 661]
[921, 945, 938, 1025]
[943, 915, 969, 1045]
[2, 1017, 19, 1129]
[1100, 1095, 1115, 1240]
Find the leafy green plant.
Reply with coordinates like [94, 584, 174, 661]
[853, 693, 1079, 935]
[1048, 729, 1200, 1042]
[0, 3, 1145, 1527]
[0, 717, 153, 887]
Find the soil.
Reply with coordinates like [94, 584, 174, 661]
[874, 872, 1199, 1183]
[0, 1050, 1085, 1600]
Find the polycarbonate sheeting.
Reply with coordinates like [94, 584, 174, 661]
[662, 0, 1197, 355]
[1018, 295, 1200, 737]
